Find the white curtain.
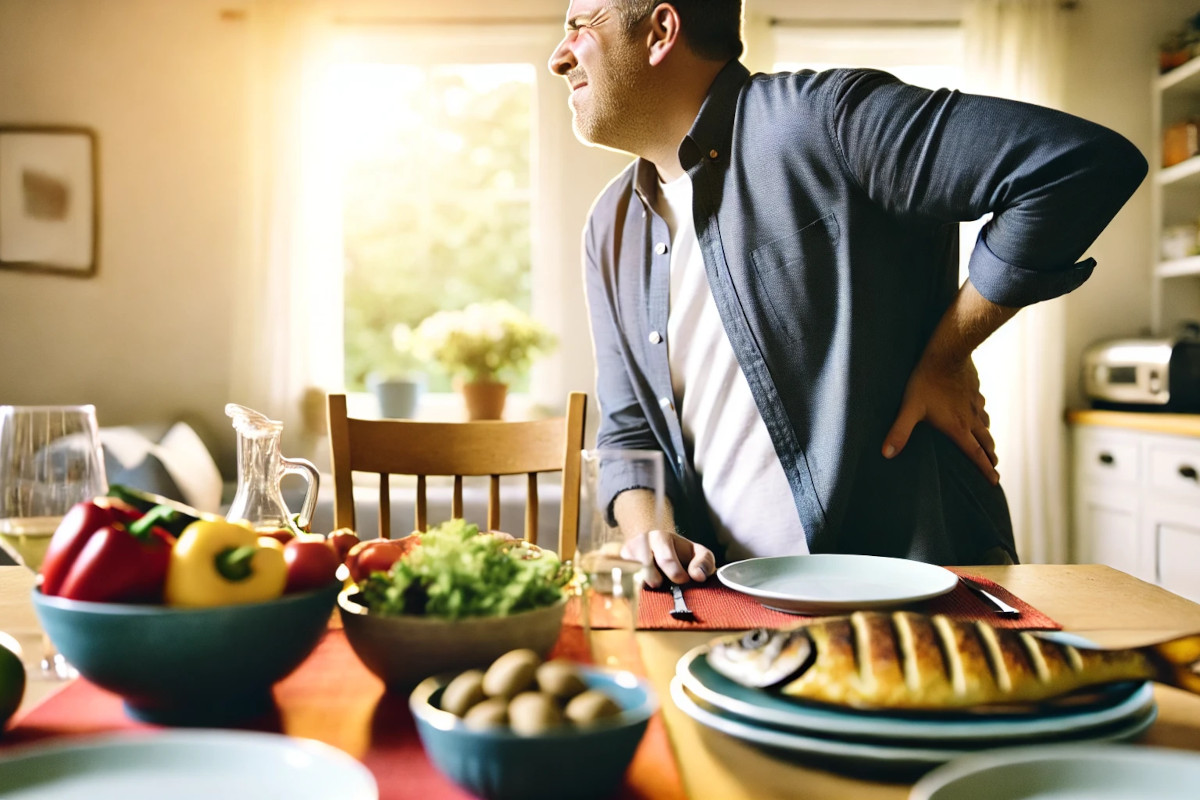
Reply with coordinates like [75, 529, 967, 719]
[962, 0, 1072, 564]
[231, 0, 341, 462]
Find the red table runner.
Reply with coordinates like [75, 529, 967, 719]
[2, 626, 686, 800]
[566, 570, 1060, 631]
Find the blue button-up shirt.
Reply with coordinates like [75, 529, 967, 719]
[583, 61, 1147, 565]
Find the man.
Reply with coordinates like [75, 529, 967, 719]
[549, 1, 1147, 586]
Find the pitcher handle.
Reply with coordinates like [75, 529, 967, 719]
[280, 456, 320, 532]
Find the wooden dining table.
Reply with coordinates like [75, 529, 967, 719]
[3, 563, 1200, 798]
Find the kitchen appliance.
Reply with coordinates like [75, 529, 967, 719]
[1082, 328, 1200, 411]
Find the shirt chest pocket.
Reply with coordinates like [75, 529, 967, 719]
[748, 213, 841, 342]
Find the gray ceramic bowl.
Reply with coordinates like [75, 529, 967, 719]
[32, 581, 340, 725]
[410, 666, 657, 800]
[338, 588, 567, 690]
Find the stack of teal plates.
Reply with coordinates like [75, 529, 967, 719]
[672, 635, 1157, 774]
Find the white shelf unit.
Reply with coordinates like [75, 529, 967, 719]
[1151, 57, 1200, 333]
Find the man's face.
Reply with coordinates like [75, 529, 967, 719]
[548, 1, 654, 151]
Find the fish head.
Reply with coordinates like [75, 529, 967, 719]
[706, 627, 813, 689]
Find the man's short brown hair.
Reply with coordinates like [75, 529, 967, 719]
[618, 1, 744, 62]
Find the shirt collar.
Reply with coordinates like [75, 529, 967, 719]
[632, 59, 751, 204]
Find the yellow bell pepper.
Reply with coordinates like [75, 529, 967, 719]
[165, 519, 287, 607]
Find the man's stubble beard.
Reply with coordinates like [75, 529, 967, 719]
[571, 38, 659, 157]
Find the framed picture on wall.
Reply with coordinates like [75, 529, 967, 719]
[0, 126, 98, 277]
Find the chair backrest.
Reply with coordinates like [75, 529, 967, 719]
[325, 392, 586, 560]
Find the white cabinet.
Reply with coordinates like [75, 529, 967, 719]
[1072, 423, 1200, 602]
[1150, 57, 1200, 333]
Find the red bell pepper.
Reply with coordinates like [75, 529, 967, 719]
[40, 498, 142, 596]
[56, 506, 177, 603]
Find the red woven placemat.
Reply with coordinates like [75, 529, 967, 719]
[566, 571, 1060, 631]
[1, 627, 685, 800]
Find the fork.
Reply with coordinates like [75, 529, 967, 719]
[667, 582, 696, 621]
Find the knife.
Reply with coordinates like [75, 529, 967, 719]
[959, 576, 1021, 617]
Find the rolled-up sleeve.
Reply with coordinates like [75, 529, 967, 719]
[825, 69, 1148, 307]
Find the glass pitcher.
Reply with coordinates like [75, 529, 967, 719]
[224, 403, 319, 535]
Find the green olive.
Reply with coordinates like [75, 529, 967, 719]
[507, 691, 563, 735]
[463, 696, 510, 730]
[482, 649, 541, 699]
[564, 689, 622, 724]
[535, 660, 587, 700]
[440, 669, 487, 717]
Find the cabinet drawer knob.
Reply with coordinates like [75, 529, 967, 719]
[1098, 452, 1115, 466]
[1180, 464, 1198, 481]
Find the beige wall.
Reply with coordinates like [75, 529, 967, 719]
[0, 0, 1193, 476]
[0, 0, 251, 473]
[1059, 0, 1196, 408]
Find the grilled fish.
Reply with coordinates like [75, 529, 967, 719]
[706, 611, 1200, 710]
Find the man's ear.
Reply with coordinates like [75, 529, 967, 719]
[646, 3, 681, 66]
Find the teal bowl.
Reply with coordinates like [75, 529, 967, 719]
[410, 666, 657, 800]
[31, 581, 340, 725]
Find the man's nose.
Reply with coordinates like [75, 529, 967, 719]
[548, 35, 576, 76]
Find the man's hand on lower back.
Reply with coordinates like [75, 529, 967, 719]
[620, 529, 715, 588]
[882, 353, 1000, 484]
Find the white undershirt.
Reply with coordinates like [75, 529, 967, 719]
[656, 173, 807, 560]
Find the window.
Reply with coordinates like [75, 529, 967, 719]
[333, 61, 536, 393]
[318, 26, 629, 419]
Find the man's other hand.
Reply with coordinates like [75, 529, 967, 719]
[620, 530, 715, 588]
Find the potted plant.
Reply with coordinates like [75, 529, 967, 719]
[413, 301, 557, 420]
[367, 323, 426, 419]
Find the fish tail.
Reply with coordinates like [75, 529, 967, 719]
[1145, 634, 1200, 694]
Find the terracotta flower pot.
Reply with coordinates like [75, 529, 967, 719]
[461, 380, 508, 420]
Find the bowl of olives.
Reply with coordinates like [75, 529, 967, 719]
[409, 648, 657, 800]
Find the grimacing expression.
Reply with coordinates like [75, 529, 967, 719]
[549, 2, 657, 152]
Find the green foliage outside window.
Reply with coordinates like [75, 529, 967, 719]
[338, 63, 535, 392]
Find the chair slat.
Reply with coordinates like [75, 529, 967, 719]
[452, 475, 463, 519]
[416, 475, 427, 532]
[488, 475, 501, 531]
[379, 473, 390, 539]
[526, 473, 539, 545]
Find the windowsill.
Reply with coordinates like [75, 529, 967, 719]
[346, 390, 551, 422]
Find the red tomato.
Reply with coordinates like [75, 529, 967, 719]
[282, 539, 340, 593]
[344, 537, 419, 584]
[258, 529, 295, 545]
[327, 528, 360, 562]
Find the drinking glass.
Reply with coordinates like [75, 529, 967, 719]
[0, 404, 107, 678]
[576, 448, 664, 669]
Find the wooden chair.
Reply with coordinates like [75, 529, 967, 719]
[325, 392, 586, 560]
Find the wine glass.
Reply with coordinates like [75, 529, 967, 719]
[576, 448, 663, 669]
[0, 404, 108, 679]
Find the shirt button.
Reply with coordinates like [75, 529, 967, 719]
[709, 149, 719, 159]
[648, 330, 662, 344]
[654, 242, 668, 255]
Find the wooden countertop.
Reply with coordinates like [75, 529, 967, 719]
[1066, 408, 1200, 437]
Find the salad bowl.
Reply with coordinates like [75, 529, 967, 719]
[337, 588, 567, 690]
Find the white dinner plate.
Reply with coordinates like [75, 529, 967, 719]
[908, 743, 1200, 799]
[0, 730, 378, 800]
[716, 554, 959, 614]
[670, 678, 1157, 772]
[676, 643, 1156, 743]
